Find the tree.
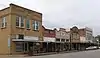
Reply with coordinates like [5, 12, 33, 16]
[95, 35, 100, 43]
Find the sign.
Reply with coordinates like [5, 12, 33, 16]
[24, 36, 39, 41]
[44, 37, 56, 42]
[8, 39, 10, 48]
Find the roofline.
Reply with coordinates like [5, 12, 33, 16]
[9, 3, 42, 15]
[79, 28, 85, 30]
[0, 7, 9, 12]
[42, 25, 55, 31]
[42, 25, 45, 29]
[45, 29, 55, 31]
[0, 4, 42, 15]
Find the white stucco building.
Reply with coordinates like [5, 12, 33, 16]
[55, 28, 70, 42]
[79, 27, 93, 43]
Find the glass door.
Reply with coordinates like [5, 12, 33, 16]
[24, 42, 28, 53]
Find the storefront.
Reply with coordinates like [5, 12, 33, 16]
[12, 36, 41, 54]
[42, 37, 56, 52]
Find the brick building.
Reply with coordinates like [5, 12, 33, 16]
[0, 4, 42, 54]
[42, 26, 56, 52]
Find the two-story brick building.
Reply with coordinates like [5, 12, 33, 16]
[42, 26, 56, 52]
[70, 26, 80, 50]
[0, 4, 43, 54]
[70, 26, 93, 50]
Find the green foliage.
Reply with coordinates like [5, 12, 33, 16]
[95, 35, 100, 42]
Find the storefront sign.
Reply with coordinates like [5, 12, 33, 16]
[44, 37, 56, 42]
[24, 36, 39, 41]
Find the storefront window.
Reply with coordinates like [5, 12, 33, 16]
[16, 42, 24, 52]
[56, 38, 60, 41]
[61, 39, 65, 42]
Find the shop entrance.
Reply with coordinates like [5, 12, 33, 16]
[23, 42, 33, 53]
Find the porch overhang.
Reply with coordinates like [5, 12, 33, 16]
[12, 39, 40, 42]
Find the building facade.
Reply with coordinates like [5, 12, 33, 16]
[42, 26, 56, 42]
[55, 28, 70, 51]
[0, 4, 42, 54]
[42, 26, 56, 52]
[70, 26, 80, 43]
[55, 28, 70, 42]
[79, 27, 93, 43]
[69, 26, 93, 50]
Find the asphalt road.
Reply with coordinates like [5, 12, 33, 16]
[1, 49, 100, 58]
[33, 50, 100, 58]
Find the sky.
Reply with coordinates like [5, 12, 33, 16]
[0, 0, 100, 36]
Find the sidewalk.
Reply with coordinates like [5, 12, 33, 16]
[33, 50, 78, 56]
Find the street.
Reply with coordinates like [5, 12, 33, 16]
[33, 50, 100, 58]
[0, 49, 100, 58]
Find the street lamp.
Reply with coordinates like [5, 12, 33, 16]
[97, 39, 99, 49]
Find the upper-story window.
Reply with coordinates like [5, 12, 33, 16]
[16, 16, 19, 26]
[26, 19, 30, 29]
[16, 16, 24, 28]
[1, 17, 7, 28]
[32, 21, 39, 31]
[45, 31, 48, 33]
[50, 31, 54, 34]
[61, 32, 65, 36]
[72, 33, 77, 39]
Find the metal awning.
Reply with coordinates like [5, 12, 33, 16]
[12, 39, 54, 43]
[12, 39, 69, 43]
[12, 39, 40, 42]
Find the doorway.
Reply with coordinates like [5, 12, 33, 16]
[28, 42, 33, 51]
[23, 42, 33, 53]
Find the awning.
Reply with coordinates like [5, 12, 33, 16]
[12, 39, 40, 42]
[12, 39, 53, 42]
[12, 39, 69, 43]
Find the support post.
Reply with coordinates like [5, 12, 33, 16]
[47, 42, 48, 52]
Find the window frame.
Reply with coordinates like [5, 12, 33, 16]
[20, 17, 24, 27]
[26, 19, 30, 29]
[33, 20, 39, 31]
[16, 16, 24, 28]
[16, 16, 19, 27]
[1, 17, 7, 28]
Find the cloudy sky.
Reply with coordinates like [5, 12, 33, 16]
[0, 0, 100, 36]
